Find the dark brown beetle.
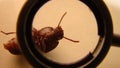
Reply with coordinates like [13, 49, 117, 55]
[1, 12, 79, 55]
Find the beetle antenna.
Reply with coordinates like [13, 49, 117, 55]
[57, 12, 67, 27]
[1, 31, 16, 35]
[63, 37, 79, 43]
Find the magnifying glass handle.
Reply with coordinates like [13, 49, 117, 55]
[112, 34, 120, 47]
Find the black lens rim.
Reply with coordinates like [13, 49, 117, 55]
[17, 0, 113, 68]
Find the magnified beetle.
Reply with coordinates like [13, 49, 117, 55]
[1, 12, 79, 55]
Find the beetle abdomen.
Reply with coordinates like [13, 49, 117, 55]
[4, 38, 21, 55]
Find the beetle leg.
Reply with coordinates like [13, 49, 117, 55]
[1, 31, 16, 35]
[63, 37, 79, 43]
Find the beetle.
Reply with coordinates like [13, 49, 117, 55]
[1, 12, 79, 55]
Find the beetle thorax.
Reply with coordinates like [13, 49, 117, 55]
[38, 26, 64, 41]
[38, 27, 54, 36]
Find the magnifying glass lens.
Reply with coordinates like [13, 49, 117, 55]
[31, 0, 100, 64]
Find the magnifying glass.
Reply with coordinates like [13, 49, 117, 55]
[17, 0, 120, 68]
